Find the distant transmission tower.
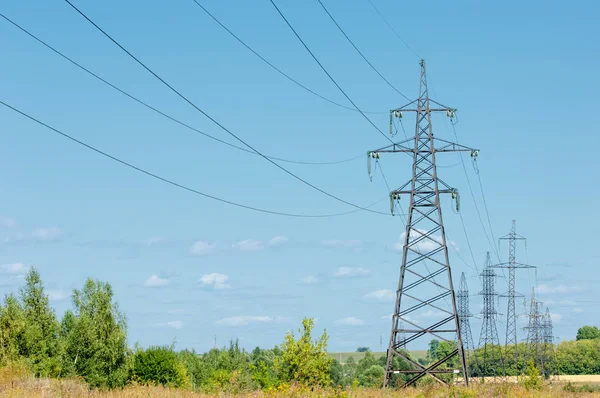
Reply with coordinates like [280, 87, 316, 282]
[457, 272, 478, 374]
[478, 252, 503, 376]
[542, 307, 555, 377]
[524, 289, 544, 369]
[492, 221, 535, 376]
[371, 60, 478, 387]
[457, 273, 475, 352]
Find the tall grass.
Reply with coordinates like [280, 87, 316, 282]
[0, 364, 597, 397]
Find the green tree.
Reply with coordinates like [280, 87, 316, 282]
[250, 347, 280, 389]
[133, 345, 190, 388]
[357, 364, 384, 387]
[427, 339, 440, 361]
[576, 326, 600, 341]
[344, 356, 357, 382]
[19, 268, 62, 377]
[356, 347, 370, 352]
[0, 293, 25, 363]
[276, 317, 333, 387]
[356, 351, 377, 378]
[62, 279, 129, 388]
[178, 349, 210, 390]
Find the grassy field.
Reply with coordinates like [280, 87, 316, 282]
[329, 351, 428, 364]
[1, 380, 600, 397]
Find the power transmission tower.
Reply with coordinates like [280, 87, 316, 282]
[457, 272, 477, 376]
[371, 60, 478, 388]
[492, 220, 535, 377]
[457, 273, 475, 352]
[478, 252, 503, 377]
[542, 307, 555, 377]
[524, 289, 544, 370]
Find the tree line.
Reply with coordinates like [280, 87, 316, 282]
[0, 268, 599, 391]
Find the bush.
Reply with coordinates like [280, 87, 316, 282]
[133, 346, 190, 388]
[521, 361, 542, 391]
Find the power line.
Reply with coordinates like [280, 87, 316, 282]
[188, 0, 385, 115]
[0, 99, 385, 218]
[62, 0, 388, 215]
[365, 0, 421, 59]
[314, 0, 410, 101]
[267, 0, 394, 145]
[449, 119, 501, 262]
[0, 13, 362, 167]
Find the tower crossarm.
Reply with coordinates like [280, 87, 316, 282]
[368, 139, 477, 155]
[391, 97, 455, 114]
[492, 262, 536, 269]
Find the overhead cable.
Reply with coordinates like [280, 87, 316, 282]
[189, 0, 385, 115]
[365, 0, 421, 59]
[62, 0, 388, 215]
[315, 0, 410, 101]
[0, 100, 386, 218]
[0, 13, 362, 167]
[267, 0, 394, 145]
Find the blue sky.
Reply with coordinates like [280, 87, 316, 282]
[0, 0, 599, 353]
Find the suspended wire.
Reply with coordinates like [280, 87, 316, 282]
[457, 211, 481, 277]
[267, 0, 394, 145]
[62, 0, 388, 215]
[0, 100, 387, 218]
[472, 153, 500, 260]
[189, 0, 386, 115]
[314, 0, 410, 101]
[0, 13, 362, 167]
[449, 120, 502, 262]
[365, 0, 421, 59]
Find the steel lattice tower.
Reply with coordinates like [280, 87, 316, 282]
[492, 221, 535, 375]
[543, 308, 553, 345]
[370, 60, 478, 387]
[542, 307, 554, 377]
[478, 252, 503, 376]
[457, 273, 475, 352]
[524, 289, 544, 369]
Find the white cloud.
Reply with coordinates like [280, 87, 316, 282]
[232, 239, 263, 251]
[199, 273, 230, 290]
[537, 284, 582, 294]
[573, 308, 584, 313]
[544, 300, 577, 306]
[394, 229, 457, 253]
[157, 321, 184, 329]
[0, 218, 16, 228]
[365, 289, 395, 301]
[217, 316, 273, 326]
[144, 237, 165, 246]
[4, 227, 64, 244]
[189, 241, 216, 255]
[144, 274, 170, 288]
[269, 236, 289, 246]
[322, 239, 362, 249]
[30, 227, 64, 241]
[335, 317, 365, 326]
[381, 314, 393, 320]
[1, 263, 30, 276]
[48, 290, 68, 302]
[335, 266, 369, 278]
[550, 313, 562, 323]
[302, 276, 320, 284]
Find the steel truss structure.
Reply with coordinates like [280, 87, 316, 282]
[492, 221, 535, 376]
[478, 252, 504, 376]
[370, 60, 477, 387]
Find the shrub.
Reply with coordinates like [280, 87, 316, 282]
[133, 346, 190, 388]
